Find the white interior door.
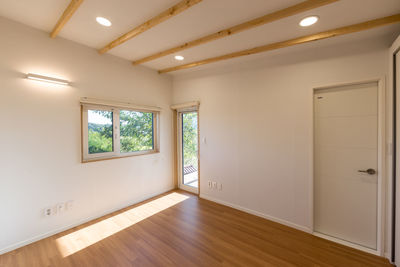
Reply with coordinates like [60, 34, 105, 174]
[314, 82, 379, 250]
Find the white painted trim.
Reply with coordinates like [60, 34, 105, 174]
[313, 78, 384, 90]
[313, 232, 380, 256]
[199, 193, 312, 234]
[171, 101, 200, 111]
[309, 84, 315, 232]
[80, 97, 161, 112]
[388, 34, 400, 263]
[0, 186, 174, 255]
[377, 77, 386, 257]
[311, 78, 386, 257]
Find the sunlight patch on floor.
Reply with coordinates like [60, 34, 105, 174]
[56, 192, 189, 257]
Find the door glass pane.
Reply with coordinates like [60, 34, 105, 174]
[88, 110, 113, 154]
[182, 112, 198, 188]
[120, 110, 153, 153]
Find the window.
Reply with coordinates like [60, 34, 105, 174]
[82, 104, 159, 162]
[88, 109, 114, 154]
[120, 110, 153, 153]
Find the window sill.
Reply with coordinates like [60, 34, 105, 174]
[81, 150, 160, 163]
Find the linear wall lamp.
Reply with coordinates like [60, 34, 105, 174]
[26, 73, 70, 85]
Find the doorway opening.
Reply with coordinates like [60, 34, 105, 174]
[178, 110, 199, 194]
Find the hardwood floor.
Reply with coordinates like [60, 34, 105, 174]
[0, 190, 393, 267]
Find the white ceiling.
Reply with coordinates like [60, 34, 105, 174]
[0, 0, 399, 75]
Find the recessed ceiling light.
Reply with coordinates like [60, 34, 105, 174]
[174, 55, 184, 61]
[96, 17, 112, 27]
[299, 16, 319, 27]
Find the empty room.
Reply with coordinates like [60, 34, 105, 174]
[1, 0, 400, 266]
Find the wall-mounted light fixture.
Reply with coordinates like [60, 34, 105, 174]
[26, 73, 70, 85]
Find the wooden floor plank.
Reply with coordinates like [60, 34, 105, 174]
[0, 190, 393, 267]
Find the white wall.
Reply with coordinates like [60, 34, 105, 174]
[0, 12, 396, 258]
[0, 17, 174, 253]
[172, 37, 390, 235]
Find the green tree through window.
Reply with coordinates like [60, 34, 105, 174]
[182, 112, 198, 169]
[87, 109, 154, 154]
[88, 110, 113, 154]
[120, 110, 153, 153]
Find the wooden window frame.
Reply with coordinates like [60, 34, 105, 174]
[81, 104, 160, 163]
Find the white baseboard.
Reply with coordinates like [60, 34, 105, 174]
[0, 187, 174, 255]
[313, 232, 381, 256]
[199, 194, 312, 234]
[384, 252, 392, 262]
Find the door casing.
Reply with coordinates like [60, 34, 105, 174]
[390, 36, 400, 264]
[311, 78, 386, 256]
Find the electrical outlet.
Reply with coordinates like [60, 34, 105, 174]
[212, 181, 217, 189]
[219, 183, 222, 191]
[44, 207, 52, 217]
[52, 206, 58, 215]
[208, 181, 212, 188]
[44, 200, 74, 218]
[57, 203, 65, 213]
[66, 200, 74, 210]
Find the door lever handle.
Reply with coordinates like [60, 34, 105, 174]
[358, 168, 376, 175]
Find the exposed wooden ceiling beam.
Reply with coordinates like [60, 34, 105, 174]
[50, 0, 83, 38]
[99, 0, 202, 54]
[133, 0, 339, 65]
[158, 14, 400, 74]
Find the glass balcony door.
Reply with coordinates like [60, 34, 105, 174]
[178, 111, 199, 194]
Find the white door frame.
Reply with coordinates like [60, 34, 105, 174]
[177, 109, 199, 194]
[311, 78, 386, 256]
[389, 35, 400, 264]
